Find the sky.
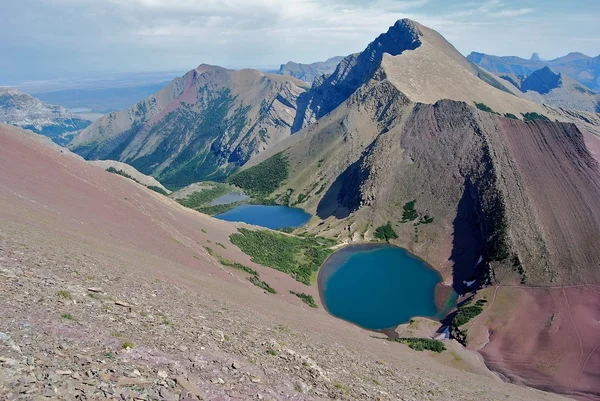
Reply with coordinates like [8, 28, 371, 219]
[2, 0, 600, 82]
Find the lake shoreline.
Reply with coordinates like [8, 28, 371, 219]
[317, 242, 456, 337]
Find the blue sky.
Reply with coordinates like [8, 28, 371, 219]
[2, 0, 599, 82]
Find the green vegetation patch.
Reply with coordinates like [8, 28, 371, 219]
[248, 276, 277, 294]
[504, 113, 519, 120]
[414, 215, 434, 226]
[230, 228, 336, 285]
[374, 221, 398, 242]
[106, 166, 138, 182]
[221, 259, 258, 276]
[401, 200, 418, 222]
[147, 185, 168, 195]
[106, 167, 168, 195]
[452, 299, 487, 327]
[474, 102, 499, 115]
[388, 337, 446, 353]
[176, 182, 232, 209]
[228, 153, 288, 197]
[522, 112, 550, 122]
[290, 291, 318, 308]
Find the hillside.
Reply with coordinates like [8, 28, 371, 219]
[69, 66, 307, 189]
[0, 123, 573, 401]
[277, 56, 344, 84]
[468, 51, 600, 92]
[0, 87, 91, 145]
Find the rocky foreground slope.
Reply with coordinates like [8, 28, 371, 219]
[0, 123, 570, 401]
[70, 66, 307, 189]
[0, 88, 91, 146]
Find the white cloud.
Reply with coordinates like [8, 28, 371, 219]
[1, 0, 599, 81]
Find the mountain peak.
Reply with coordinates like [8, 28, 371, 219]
[372, 18, 423, 56]
[530, 52, 543, 61]
[521, 66, 562, 94]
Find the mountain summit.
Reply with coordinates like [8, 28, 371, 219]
[530, 52, 543, 61]
[296, 18, 541, 129]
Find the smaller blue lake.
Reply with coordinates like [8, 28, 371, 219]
[319, 244, 456, 331]
[209, 192, 250, 206]
[214, 204, 311, 230]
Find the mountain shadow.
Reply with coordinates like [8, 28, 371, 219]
[449, 179, 487, 294]
[316, 159, 364, 219]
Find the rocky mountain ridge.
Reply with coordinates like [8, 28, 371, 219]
[0, 87, 91, 145]
[467, 51, 600, 92]
[70, 66, 307, 189]
[277, 57, 344, 84]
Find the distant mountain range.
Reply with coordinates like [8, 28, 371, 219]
[276, 56, 344, 84]
[467, 51, 600, 92]
[35, 82, 171, 114]
[0, 88, 91, 146]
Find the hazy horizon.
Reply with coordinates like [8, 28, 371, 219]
[2, 0, 600, 83]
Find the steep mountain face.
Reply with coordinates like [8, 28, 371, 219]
[0, 88, 91, 145]
[70, 66, 306, 189]
[244, 23, 600, 398]
[277, 56, 344, 84]
[467, 51, 600, 92]
[248, 19, 600, 290]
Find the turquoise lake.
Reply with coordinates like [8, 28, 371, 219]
[319, 244, 455, 330]
[214, 204, 311, 230]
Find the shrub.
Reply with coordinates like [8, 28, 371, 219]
[147, 185, 168, 195]
[504, 113, 519, 120]
[61, 313, 74, 320]
[230, 228, 335, 285]
[374, 221, 398, 242]
[452, 299, 487, 327]
[57, 290, 72, 300]
[522, 112, 550, 122]
[248, 276, 277, 293]
[121, 341, 134, 349]
[415, 215, 434, 226]
[220, 259, 259, 276]
[228, 153, 288, 196]
[475, 102, 495, 114]
[401, 200, 418, 222]
[388, 337, 446, 353]
[290, 291, 318, 308]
